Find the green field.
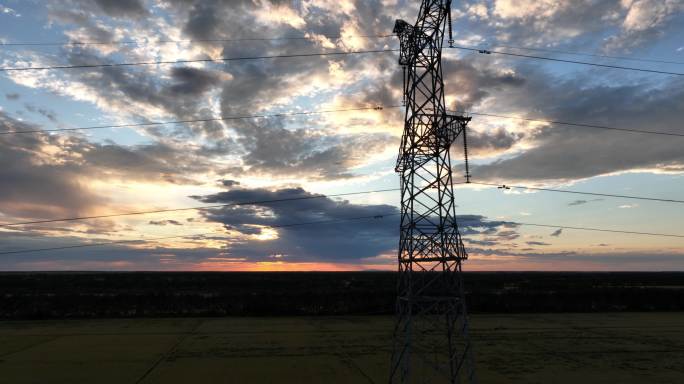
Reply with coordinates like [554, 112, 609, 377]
[1, 313, 683, 383]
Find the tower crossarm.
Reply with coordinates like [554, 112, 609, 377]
[395, 113, 471, 173]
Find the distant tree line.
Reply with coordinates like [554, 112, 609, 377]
[0, 272, 683, 319]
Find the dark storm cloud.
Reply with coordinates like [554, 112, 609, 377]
[470, 66, 684, 182]
[169, 67, 226, 96]
[220, 179, 241, 188]
[51, 48, 238, 141]
[0, 113, 103, 219]
[61, 51, 225, 123]
[93, 0, 148, 18]
[193, 186, 399, 261]
[192, 187, 514, 261]
[3, 229, 683, 271]
[466, 127, 522, 155]
[49, 0, 148, 20]
[465, 239, 498, 246]
[444, 57, 526, 110]
[0, 111, 235, 220]
[177, 0, 257, 40]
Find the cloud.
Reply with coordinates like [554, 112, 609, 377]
[568, 198, 603, 206]
[220, 179, 241, 188]
[1, 0, 681, 272]
[51, 0, 148, 20]
[466, 127, 524, 157]
[483, 0, 622, 45]
[452, 0, 684, 54]
[192, 185, 399, 261]
[0, 111, 232, 220]
[5, 93, 20, 100]
[232, 120, 394, 180]
[605, 0, 684, 51]
[22, 0, 402, 181]
[467, 247, 684, 271]
[526, 241, 550, 246]
[0, 5, 20, 17]
[470, 67, 684, 182]
[24, 104, 58, 122]
[618, 203, 638, 209]
[0, 112, 104, 219]
[191, 186, 518, 262]
[148, 219, 183, 226]
[444, 57, 527, 111]
[93, 0, 148, 18]
[168, 67, 228, 96]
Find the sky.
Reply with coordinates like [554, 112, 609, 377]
[0, 0, 683, 271]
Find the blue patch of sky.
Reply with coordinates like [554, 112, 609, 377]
[453, 172, 684, 248]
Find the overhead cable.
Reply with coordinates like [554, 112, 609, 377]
[494, 44, 684, 66]
[0, 188, 400, 227]
[0, 49, 398, 71]
[0, 105, 400, 135]
[0, 34, 393, 47]
[449, 110, 684, 138]
[448, 45, 684, 76]
[0, 213, 400, 256]
[470, 182, 684, 205]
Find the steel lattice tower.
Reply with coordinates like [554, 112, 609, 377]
[389, 1, 476, 383]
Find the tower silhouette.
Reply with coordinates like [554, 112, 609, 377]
[389, 1, 476, 383]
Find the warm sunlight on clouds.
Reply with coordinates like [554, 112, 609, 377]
[0, 0, 683, 271]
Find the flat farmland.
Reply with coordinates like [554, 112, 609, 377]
[1, 313, 683, 383]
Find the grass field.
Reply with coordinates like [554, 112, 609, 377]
[1, 313, 683, 383]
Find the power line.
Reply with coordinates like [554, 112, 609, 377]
[448, 45, 684, 76]
[0, 213, 400, 256]
[0, 188, 400, 227]
[4, 212, 684, 256]
[0, 49, 398, 72]
[3, 105, 678, 138]
[6, 32, 677, 68]
[494, 44, 684, 66]
[18, 177, 684, 228]
[7, 32, 677, 67]
[0, 35, 393, 47]
[0, 105, 400, 135]
[450, 110, 684, 138]
[505, 221, 684, 239]
[457, 219, 684, 239]
[470, 182, 684, 205]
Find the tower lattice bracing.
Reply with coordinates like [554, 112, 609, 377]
[390, 1, 476, 383]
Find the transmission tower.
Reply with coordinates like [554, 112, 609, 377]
[389, 1, 476, 383]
